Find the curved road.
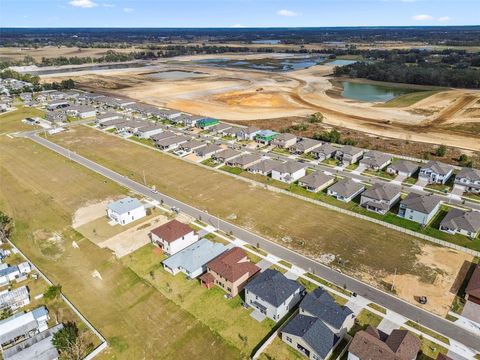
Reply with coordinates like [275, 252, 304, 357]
[26, 132, 480, 352]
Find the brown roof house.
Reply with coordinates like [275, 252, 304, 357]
[200, 247, 260, 297]
[150, 220, 199, 255]
[348, 326, 421, 360]
[466, 265, 480, 305]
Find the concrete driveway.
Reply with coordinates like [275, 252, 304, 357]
[462, 301, 480, 324]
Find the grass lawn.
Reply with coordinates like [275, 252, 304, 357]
[402, 177, 418, 186]
[244, 244, 268, 257]
[404, 321, 450, 345]
[463, 192, 480, 203]
[122, 244, 276, 356]
[305, 273, 352, 297]
[378, 91, 441, 108]
[348, 309, 383, 335]
[259, 337, 303, 360]
[48, 126, 453, 287]
[271, 147, 291, 156]
[0, 117, 241, 359]
[220, 165, 244, 175]
[345, 163, 359, 171]
[106, 128, 116, 133]
[416, 336, 448, 360]
[363, 169, 395, 180]
[0, 106, 44, 132]
[327, 338, 349, 360]
[201, 158, 218, 167]
[129, 136, 155, 148]
[278, 260, 292, 268]
[367, 303, 387, 314]
[270, 264, 288, 274]
[321, 158, 340, 167]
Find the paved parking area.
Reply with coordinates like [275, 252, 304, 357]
[250, 309, 266, 322]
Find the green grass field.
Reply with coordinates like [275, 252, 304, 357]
[378, 90, 441, 108]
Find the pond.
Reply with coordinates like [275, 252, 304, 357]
[145, 70, 208, 80]
[328, 59, 357, 67]
[341, 81, 418, 102]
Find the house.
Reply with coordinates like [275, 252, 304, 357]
[0, 262, 32, 287]
[454, 167, 480, 194]
[46, 100, 69, 111]
[200, 247, 260, 297]
[335, 145, 364, 165]
[221, 126, 243, 138]
[419, 161, 454, 185]
[398, 193, 442, 225]
[162, 238, 228, 279]
[0, 286, 30, 311]
[255, 130, 279, 145]
[466, 265, 480, 305]
[98, 118, 128, 130]
[210, 123, 232, 134]
[327, 179, 364, 203]
[246, 159, 284, 176]
[226, 153, 263, 169]
[298, 172, 335, 192]
[45, 110, 66, 124]
[150, 220, 199, 255]
[360, 184, 401, 215]
[290, 138, 322, 155]
[3, 323, 63, 360]
[0, 306, 50, 347]
[386, 160, 419, 178]
[359, 151, 392, 171]
[271, 161, 308, 184]
[281, 315, 339, 360]
[244, 269, 305, 322]
[194, 144, 221, 158]
[151, 130, 176, 144]
[439, 208, 480, 239]
[237, 126, 261, 141]
[348, 326, 421, 360]
[311, 143, 338, 161]
[170, 114, 192, 126]
[66, 105, 96, 119]
[153, 108, 182, 120]
[272, 133, 298, 149]
[212, 148, 242, 163]
[155, 135, 190, 151]
[106, 197, 146, 226]
[299, 288, 354, 336]
[196, 118, 219, 129]
[136, 125, 164, 139]
[95, 112, 123, 124]
[179, 139, 206, 153]
[181, 115, 205, 128]
[124, 120, 151, 134]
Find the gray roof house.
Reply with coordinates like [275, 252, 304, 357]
[440, 208, 480, 239]
[179, 139, 206, 153]
[398, 193, 442, 226]
[386, 160, 420, 178]
[0, 307, 49, 347]
[95, 112, 123, 124]
[246, 159, 284, 176]
[311, 143, 338, 161]
[271, 161, 308, 184]
[151, 130, 176, 143]
[212, 148, 242, 163]
[290, 138, 322, 155]
[237, 126, 261, 141]
[245, 269, 305, 322]
[272, 133, 298, 149]
[419, 161, 454, 185]
[360, 183, 401, 215]
[298, 172, 335, 192]
[335, 145, 364, 165]
[98, 118, 128, 130]
[135, 125, 164, 139]
[155, 135, 190, 150]
[3, 324, 63, 360]
[327, 178, 365, 203]
[454, 167, 480, 194]
[0, 286, 30, 311]
[359, 151, 393, 171]
[194, 143, 221, 158]
[210, 123, 232, 134]
[162, 238, 228, 279]
[226, 153, 263, 169]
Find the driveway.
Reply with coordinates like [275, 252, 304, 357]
[415, 177, 429, 188]
[451, 185, 465, 198]
[257, 259, 273, 272]
[462, 301, 480, 324]
[352, 164, 366, 175]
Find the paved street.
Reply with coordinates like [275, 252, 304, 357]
[26, 133, 480, 352]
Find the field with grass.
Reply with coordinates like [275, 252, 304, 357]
[378, 90, 441, 108]
[0, 106, 44, 132]
[48, 125, 468, 299]
[0, 115, 242, 359]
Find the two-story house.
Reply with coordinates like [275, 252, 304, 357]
[150, 220, 199, 255]
[454, 167, 480, 194]
[398, 193, 442, 226]
[419, 161, 454, 185]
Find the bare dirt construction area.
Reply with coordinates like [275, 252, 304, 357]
[41, 53, 480, 152]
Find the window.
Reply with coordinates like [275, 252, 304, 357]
[285, 336, 292, 343]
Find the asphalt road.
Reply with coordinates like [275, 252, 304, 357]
[26, 133, 480, 352]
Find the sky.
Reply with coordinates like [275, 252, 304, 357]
[0, 0, 479, 28]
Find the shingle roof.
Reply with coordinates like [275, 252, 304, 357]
[362, 183, 401, 202]
[457, 167, 480, 182]
[298, 172, 334, 189]
[300, 288, 353, 330]
[291, 138, 322, 152]
[360, 151, 392, 168]
[440, 208, 480, 234]
[388, 160, 419, 175]
[150, 220, 193, 244]
[107, 197, 143, 215]
[272, 160, 307, 174]
[282, 314, 338, 358]
[340, 145, 363, 156]
[247, 159, 284, 173]
[151, 131, 176, 141]
[213, 148, 242, 160]
[195, 144, 221, 156]
[311, 143, 338, 156]
[328, 178, 364, 198]
[207, 247, 259, 283]
[466, 265, 480, 299]
[245, 269, 304, 307]
[400, 193, 442, 214]
[274, 133, 297, 142]
[422, 161, 454, 176]
[227, 153, 262, 166]
[385, 330, 422, 360]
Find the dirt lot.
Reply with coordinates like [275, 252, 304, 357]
[49, 125, 473, 314]
[41, 53, 480, 152]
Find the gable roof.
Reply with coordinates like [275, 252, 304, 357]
[339, 145, 363, 156]
[300, 288, 353, 329]
[466, 265, 480, 298]
[311, 143, 338, 156]
[272, 160, 308, 175]
[298, 172, 334, 189]
[227, 153, 262, 166]
[282, 314, 338, 358]
[400, 193, 442, 214]
[150, 220, 193, 243]
[422, 161, 454, 176]
[328, 178, 364, 198]
[440, 208, 480, 233]
[107, 197, 143, 215]
[361, 151, 392, 167]
[362, 183, 401, 202]
[247, 159, 284, 173]
[207, 247, 260, 283]
[457, 167, 480, 182]
[245, 269, 304, 307]
[195, 143, 221, 156]
[388, 160, 419, 174]
[291, 138, 322, 152]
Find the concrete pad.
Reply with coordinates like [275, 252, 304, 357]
[377, 318, 397, 335]
[250, 309, 266, 322]
[257, 259, 273, 271]
[415, 177, 429, 187]
[345, 296, 370, 315]
[453, 316, 480, 336]
[352, 164, 366, 175]
[394, 174, 407, 183]
[451, 185, 465, 197]
[284, 270, 299, 280]
[447, 340, 477, 360]
[462, 301, 480, 324]
[198, 229, 211, 237]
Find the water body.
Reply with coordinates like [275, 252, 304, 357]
[341, 81, 417, 102]
[328, 59, 357, 67]
[146, 70, 207, 80]
[194, 55, 326, 72]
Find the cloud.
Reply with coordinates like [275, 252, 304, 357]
[231, 24, 247, 28]
[438, 16, 450, 22]
[123, 7, 134, 13]
[69, 0, 98, 8]
[412, 14, 433, 21]
[277, 9, 299, 17]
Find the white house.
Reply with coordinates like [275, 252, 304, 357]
[0, 306, 49, 347]
[419, 161, 454, 185]
[150, 220, 199, 255]
[271, 161, 308, 184]
[66, 105, 96, 119]
[454, 167, 480, 194]
[0, 262, 32, 287]
[106, 197, 146, 226]
[0, 286, 30, 311]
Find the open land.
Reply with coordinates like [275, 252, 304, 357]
[39, 53, 480, 153]
[47, 124, 473, 316]
[0, 111, 242, 359]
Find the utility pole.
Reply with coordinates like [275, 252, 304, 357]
[142, 170, 147, 186]
[391, 267, 397, 292]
